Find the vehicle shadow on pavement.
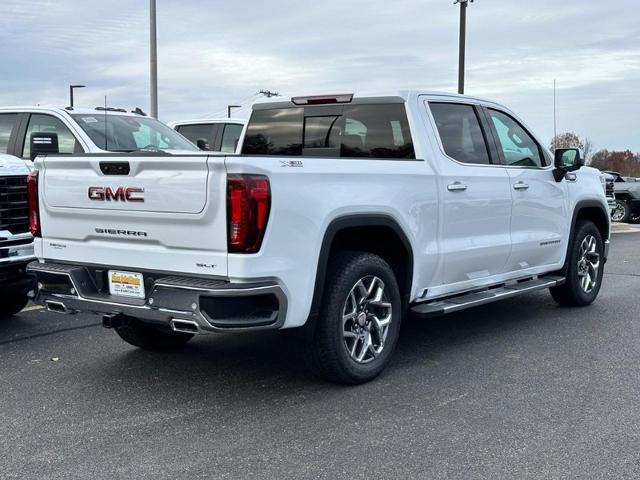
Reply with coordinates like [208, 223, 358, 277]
[84, 290, 572, 398]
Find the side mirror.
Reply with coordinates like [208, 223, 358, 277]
[196, 138, 210, 151]
[30, 132, 59, 161]
[553, 148, 584, 182]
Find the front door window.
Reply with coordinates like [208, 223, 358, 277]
[488, 109, 545, 167]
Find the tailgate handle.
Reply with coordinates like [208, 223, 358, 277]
[100, 161, 130, 175]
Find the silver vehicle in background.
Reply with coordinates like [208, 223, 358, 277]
[605, 171, 640, 223]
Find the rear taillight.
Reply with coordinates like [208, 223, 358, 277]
[227, 175, 271, 253]
[27, 171, 40, 237]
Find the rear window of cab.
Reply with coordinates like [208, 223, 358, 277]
[242, 103, 415, 159]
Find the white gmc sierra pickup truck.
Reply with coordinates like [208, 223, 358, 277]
[26, 91, 610, 384]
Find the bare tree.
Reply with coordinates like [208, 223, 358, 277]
[590, 149, 640, 176]
[582, 137, 594, 164]
[550, 132, 583, 152]
[549, 132, 594, 163]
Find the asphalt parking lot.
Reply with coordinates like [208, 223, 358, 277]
[1, 232, 640, 480]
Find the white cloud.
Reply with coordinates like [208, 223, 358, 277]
[0, 0, 638, 150]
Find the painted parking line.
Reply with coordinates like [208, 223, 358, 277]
[22, 305, 44, 312]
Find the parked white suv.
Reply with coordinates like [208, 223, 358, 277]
[0, 106, 198, 161]
[26, 91, 610, 384]
[168, 118, 246, 153]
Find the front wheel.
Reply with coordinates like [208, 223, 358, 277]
[115, 318, 194, 351]
[307, 251, 402, 384]
[611, 199, 630, 223]
[550, 220, 604, 306]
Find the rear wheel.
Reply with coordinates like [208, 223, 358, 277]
[611, 199, 630, 223]
[550, 220, 604, 306]
[307, 251, 402, 384]
[115, 318, 194, 351]
[0, 290, 29, 319]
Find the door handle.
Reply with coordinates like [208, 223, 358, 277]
[513, 182, 529, 190]
[447, 181, 467, 192]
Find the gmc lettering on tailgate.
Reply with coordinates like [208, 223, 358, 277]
[88, 186, 145, 202]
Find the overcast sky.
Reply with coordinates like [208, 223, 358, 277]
[1, 0, 638, 151]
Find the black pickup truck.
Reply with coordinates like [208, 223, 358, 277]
[606, 171, 640, 223]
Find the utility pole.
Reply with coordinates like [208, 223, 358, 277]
[69, 84, 85, 108]
[454, 0, 474, 95]
[149, 0, 158, 118]
[553, 79, 557, 150]
[259, 90, 280, 98]
[227, 105, 241, 118]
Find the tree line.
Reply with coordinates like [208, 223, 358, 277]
[550, 132, 640, 177]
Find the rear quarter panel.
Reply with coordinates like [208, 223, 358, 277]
[224, 155, 438, 328]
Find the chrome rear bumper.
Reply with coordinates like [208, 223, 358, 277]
[27, 261, 287, 333]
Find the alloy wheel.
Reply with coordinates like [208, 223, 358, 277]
[577, 235, 600, 293]
[611, 202, 626, 222]
[342, 276, 393, 364]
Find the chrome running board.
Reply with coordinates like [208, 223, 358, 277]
[410, 275, 565, 318]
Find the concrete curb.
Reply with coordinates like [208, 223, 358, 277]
[612, 223, 640, 234]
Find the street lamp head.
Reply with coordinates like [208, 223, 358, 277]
[68, 84, 87, 108]
[453, 0, 474, 4]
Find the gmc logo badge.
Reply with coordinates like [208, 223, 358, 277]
[88, 186, 145, 202]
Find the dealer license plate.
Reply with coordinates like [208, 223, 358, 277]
[108, 270, 145, 299]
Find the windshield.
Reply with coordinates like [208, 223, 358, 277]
[72, 114, 197, 152]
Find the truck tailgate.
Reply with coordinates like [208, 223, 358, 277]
[38, 155, 228, 277]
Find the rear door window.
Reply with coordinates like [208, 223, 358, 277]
[341, 104, 414, 159]
[430, 103, 491, 165]
[176, 124, 215, 150]
[0, 113, 18, 154]
[242, 103, 415, 159]
[220, 123, 244, 153]
[22, 114, 80, 159]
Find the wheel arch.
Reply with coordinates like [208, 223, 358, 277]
[304, 214, 414, 335]
[573, 200, 610, 242]
[556, 200, 609, 277]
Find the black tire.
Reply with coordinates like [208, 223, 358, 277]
[307, 251, 402, 384]
[611, 199, 630, 223]
[629, 212, 640, 224]
[0, 291, 29, 319]
[115, 318, 193, 351]
[550, 220, 604, 306]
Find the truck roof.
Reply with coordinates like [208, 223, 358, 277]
[167, 118, 247, 128]
[0, 106, 146, 117]
[251, 90, 502, 108]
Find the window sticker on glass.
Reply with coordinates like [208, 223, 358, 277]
[81, 117, 98, 123]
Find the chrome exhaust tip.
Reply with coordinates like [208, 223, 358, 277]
[170, 319, 200, 334]
[45, 300, 69, 314]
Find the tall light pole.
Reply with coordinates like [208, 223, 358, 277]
[454, 0, 474, 95]
[69, 84, 85, 108]
[227, 105, 241, 118]
[150, 0, 158, 118]
[553, 79, 557, 148]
